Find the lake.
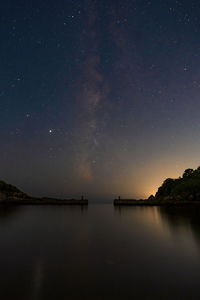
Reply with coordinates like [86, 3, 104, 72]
[0, 204, 200, 299]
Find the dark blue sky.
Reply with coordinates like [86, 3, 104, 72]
[1, 0, 200, 199]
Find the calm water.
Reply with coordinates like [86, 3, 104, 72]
[1, 204, 200, 299]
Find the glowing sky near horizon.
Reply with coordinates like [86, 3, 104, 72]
[1, 0, 200, 200]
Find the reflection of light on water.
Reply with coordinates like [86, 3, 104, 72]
[115, 205, 200, 260]
[145, 207, 200, 255]
[158, 208, 200, 260]
[30, 258, 44, 300]
[135, 206, 164, 229]
[115, 206, 165, 235]
[151, 206, 162, 225]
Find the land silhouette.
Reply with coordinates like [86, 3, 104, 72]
[114, 166, 200, 205]
[2, 166, 200, 206]
[0, 181, 88, 205]
[156, 167, 200, 200]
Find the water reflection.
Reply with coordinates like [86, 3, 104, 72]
[158, 206, 200, 244]
[0, 205, 90, 300]
[30, 258, 45, 300]
[114, 205, 164, 231]
[0, 204, 88, 220]
[113, 205, 200, 299]
[0, 204, 200, 299]
[0, 205, 23, 221]
[115, 204, 200, 238]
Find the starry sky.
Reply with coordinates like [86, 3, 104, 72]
[1, 0, 200, 200]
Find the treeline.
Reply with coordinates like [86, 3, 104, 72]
[156, 167, 200, 200]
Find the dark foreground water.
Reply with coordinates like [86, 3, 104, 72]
[1, 204, 200, 299]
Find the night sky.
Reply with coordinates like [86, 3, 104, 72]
[1, 0, 200, 200]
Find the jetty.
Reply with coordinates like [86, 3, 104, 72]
[114, 198, 200, 206]
[2, 197, 89, 205]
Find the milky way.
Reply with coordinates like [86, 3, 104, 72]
[1, 0, 200, 200]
